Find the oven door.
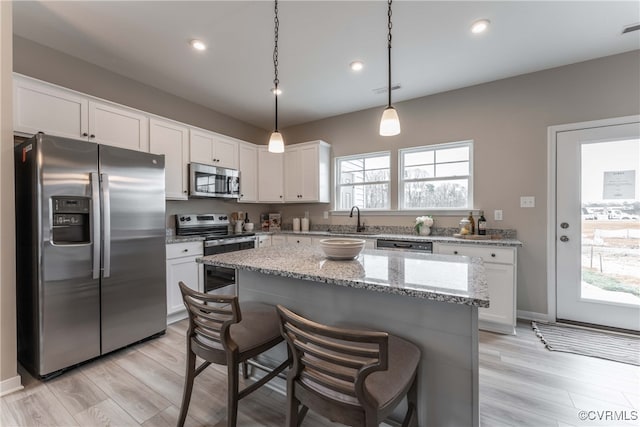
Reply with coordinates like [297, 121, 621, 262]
[203, 239, 256, 294]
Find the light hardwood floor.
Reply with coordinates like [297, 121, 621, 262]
[2, 321, 638, 426]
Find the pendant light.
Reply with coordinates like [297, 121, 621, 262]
[268, 0, 285, 153]
[379, 0, 400, 136]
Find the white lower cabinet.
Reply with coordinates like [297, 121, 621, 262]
[256, 234, 272, 248]
[287, 235, 313, 245]
[434, 243, 517, 335]
[271, 235, 287, 246]
[166, 241, 203, 324]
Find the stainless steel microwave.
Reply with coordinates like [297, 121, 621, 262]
[189, 163, 240, 199]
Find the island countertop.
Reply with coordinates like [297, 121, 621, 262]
[199, 245, 489, 307]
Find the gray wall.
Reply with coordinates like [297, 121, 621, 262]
[279, 51, 640, 315]
[13, 36, 270, 145]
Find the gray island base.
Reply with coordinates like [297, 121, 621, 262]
[199, 246, 489, 427]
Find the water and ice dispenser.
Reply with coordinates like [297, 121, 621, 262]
[51, 196, 91, 244]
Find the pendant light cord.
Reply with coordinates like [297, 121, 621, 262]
[387, 0, 393, 108]
[273, 0, 280, 132]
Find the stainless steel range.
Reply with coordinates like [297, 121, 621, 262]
[175, 214, 256, 294]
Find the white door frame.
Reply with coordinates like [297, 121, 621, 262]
[546, 115, 640, 322]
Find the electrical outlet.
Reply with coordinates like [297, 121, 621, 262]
[323, 211, 329, 219]
[520, 196, 535, 208]
[494, 210, 503, 221]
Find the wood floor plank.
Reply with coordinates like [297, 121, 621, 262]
[140, 405, 201, 427]
[73, 398, 139, 427]
[80, 358, 171, 423]
[2, 387, 79, 426]
[46, 369, 108, 415]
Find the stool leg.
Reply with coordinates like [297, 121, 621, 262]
[402, 374, 418, 427]
[227, 362, 239, 427]
[178, 349, 196, 427]
[286, 382, 299, 427]
[242, 361, 249, 379]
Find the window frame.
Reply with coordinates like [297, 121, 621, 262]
[398, 140, 474, 211]
[334, 150, 392, 211]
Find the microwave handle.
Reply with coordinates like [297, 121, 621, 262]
[226, 176, 232, 194]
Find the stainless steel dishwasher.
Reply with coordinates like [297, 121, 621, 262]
[375, 239, 433, 253]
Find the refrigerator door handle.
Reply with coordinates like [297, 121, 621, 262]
[101, 173, 111, 278]
[90, 173, 101, 279]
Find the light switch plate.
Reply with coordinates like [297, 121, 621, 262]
[520, 196, 535, 208]
[494, 210, 503, 221]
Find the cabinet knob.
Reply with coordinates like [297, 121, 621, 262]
[90, 134, 95, 138]
[184, 190, 187, 194]
[454, 251, 458, 255]
[183, 249, 188, 252]
[280, 195, 283, 198]
[491, 253, 496, 257]
[240, 194, 244, 198]
[82, 132, 88, 137]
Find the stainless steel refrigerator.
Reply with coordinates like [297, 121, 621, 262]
[15, 134, 167, 378]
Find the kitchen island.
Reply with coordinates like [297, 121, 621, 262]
[199, 245, 489, 427]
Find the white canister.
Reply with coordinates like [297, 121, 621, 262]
[292, 218, 301, 232]
[301, 218, 310, 232]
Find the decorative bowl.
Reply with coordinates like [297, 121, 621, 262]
[319, 238, 366, 260]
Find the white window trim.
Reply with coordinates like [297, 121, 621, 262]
[334, 150, 391, 211]
[398, 140, 474, 211]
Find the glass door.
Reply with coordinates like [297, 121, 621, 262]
[556, 122, 640, 331]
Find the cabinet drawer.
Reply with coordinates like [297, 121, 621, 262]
[167, 241, 203, 259]
[437, 244, 514, 264]
[287, 235, 312, 245]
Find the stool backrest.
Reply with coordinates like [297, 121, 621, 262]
[179, 281, 241, 353]
[276, 305, 389, 407]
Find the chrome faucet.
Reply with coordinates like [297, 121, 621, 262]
[349, 206, 366, 232]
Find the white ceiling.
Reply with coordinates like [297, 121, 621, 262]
[12, 1, 640, 130]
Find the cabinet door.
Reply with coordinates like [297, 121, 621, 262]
[284, 148, 302, 202]
[190, 129, 215, 166]
[287, 235, 312, 245]
[257, 235, 272, 248]
[14, 76, 88, 139]
[166, 256, 203, 315]
[214, 137, 238, 169]
[238, 144, 258, 202]
[150, 118, 189, 200]
[271, 235, 287, 246]
[479, 263, 515, 328]
[299, 145, 320, 201]
[88, 101, 149, 151]
[258, 148, 284, 202]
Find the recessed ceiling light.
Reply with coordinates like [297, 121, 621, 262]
[271, 87, 282, 96]
[350, 60, 364, 71]
[471, 19, 490, 34]
[190, 39, 207, 51]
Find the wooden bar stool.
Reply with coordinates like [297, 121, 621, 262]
[177, 282, 289, 427]
[277, 305, 420, 427]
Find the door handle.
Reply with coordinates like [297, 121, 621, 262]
[101, 173, 111, 278]
[90, 173, 101, 279]
[560, 235, 569, 242]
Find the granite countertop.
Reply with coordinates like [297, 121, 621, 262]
[255, 230, 522, 247]
[166, 235, 205, 244]
[198, 245, 489, 307]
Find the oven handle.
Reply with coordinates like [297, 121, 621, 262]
[204, 237, 256, 247]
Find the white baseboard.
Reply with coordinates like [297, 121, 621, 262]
[517, 310, 550, 322]
[0, 375, 23, 397]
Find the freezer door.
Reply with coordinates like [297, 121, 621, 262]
[38, 136, 101, 376]
[99, 145, 166, 353]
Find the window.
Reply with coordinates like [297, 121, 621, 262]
[335, 152, 390, 210]
[399, 141, 473, 210]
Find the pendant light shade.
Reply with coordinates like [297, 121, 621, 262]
[380, 0, 400, 137]
[268, 131, 285, 153]
[379, 106, 400, 136]
[268, 0, 285, 153]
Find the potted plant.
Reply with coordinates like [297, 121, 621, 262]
[415, 215, 434, 236]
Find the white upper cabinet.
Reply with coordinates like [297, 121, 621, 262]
[88, 101, 149, 151]
[149, 118, 189, 200]
[258, 146, 284, 203]
[190, 128, 238, 170]
[283, 140, 331, 203]
[14, 75, 88, 139]
[238, 143, 258, 203]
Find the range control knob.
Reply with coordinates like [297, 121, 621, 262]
[179, 216, 185, 221]
[186, 217, 192, 221]
[220, 216, 227, 220]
